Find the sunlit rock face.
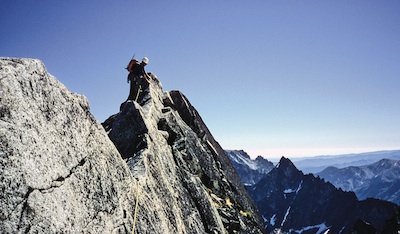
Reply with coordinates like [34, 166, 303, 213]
[103, 69, 265, 234]
[1, 58, 265, 233]
[0, 58, 136, 233]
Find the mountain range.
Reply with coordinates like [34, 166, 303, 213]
[227, 149, 400, 205]
[290, 150, 400, 174]
[317, 158, 400, 206]
[226, 149, 400, 232]
[248, 157, 399, 233]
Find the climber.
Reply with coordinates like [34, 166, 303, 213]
[127, 57, 151, 101]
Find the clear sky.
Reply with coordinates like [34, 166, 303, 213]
[1, 1, 399, 158]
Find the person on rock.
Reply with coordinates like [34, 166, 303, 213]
[126, 57, 151, 102]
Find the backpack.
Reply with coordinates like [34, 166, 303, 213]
[126, 59, 138, 72]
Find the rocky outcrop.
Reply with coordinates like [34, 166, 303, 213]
[1, 58, 265, 233]
[103, 68, 265, 233]
[0, 58, 137, 233]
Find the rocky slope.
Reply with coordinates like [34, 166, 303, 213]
[248, 157, 399, 233]
[317, 158, 400, 205]
[225, 150, 274, 186]
[102, 70, 265, 233]
[1, 58, 137, 233]
[0, 58, 265, 233]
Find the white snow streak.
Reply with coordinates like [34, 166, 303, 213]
[283, 181, 303, 194]
[228, 151, 260, 170]
[296, 181, 303, 194]
[284, 188, 295, 194]
[291, 222, 330, 234]
[281, 206, 291, 226]
[262, 215, 268, 223]
[270, 214, 277, 226]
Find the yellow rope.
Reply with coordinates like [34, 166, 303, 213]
[134, 85, 142, 102]
[132, 180, 140, 234]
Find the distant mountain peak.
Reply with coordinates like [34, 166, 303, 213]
[248, 154, 399, 233]
[375, 158, 398, 167]
[274, 156, 304, 179]
[225, 150, 274, 186]
[277, 156, 295, 168]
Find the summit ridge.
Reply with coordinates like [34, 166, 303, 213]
[0, 58, 264, 233]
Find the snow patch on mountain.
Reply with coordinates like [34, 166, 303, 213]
[225, 150, 274, 186]
[281, 206, 291, 226]
[226, 150, 270, 171]
[270, 214, 277, 226]
[284, 180, 303, 194]
[290, 222, 330, 234]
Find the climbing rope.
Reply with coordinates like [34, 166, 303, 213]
[132, 180, 141, 234]
[134, 85, 142, 102]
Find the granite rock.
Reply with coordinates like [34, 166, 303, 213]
[0, 58, 137, 233]
[1, 58, 265, 233]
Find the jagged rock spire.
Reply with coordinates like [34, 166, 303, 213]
[103, 70, 265, 233]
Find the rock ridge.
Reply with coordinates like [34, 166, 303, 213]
[1, 58, 139, 233]
[103, 68, 265, 233]
[1, 58, 265, 233]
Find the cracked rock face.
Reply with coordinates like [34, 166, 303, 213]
[0, 58, 137, 233]
[1, 58, 265, 233]
[103, 71, 265, 233]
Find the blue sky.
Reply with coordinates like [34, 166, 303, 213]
[1, 1, 399, 158]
